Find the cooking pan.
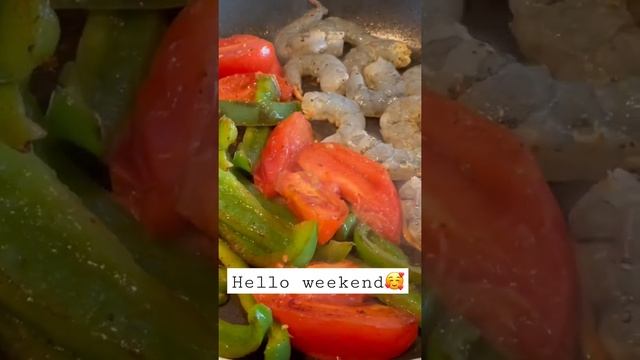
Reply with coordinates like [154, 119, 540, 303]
[219, 0, 422, 359]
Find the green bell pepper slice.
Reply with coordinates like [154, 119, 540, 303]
[233, 127, 271, 173]
[219, 116, 238, 170]
[219, 267, 229, 306]
[313, 240, 354, 262]
[52, 0, 187, 9]
[0, 142, 216, 359]
[45, 11, 166, 156]
[0, 0, 60, 83]
[219, 168, 317, 267]
[334, 212, 357, 241]
[219, 304, 273, 359]
[219, 100, 301, 126]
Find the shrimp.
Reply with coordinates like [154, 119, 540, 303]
[402, 65, 421, 97]
[345, 59, 404, 117]
[508, 0, 640, 83]
[380, 96, 421, 151]
[302, 92, 421, 180]
[399, 176, 421, 250]
[309, 16, 377, 46]
[273, 0, 328, 60]
[284, 54, 349, 98]
[343, 39, 412, 71]
[424, 20, 640, 181]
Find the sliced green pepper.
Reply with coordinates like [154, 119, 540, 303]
[219, 304, 273, 359]
[233, 127, 271, 173]
[219, 267, 229, 306]
[219, 168, 317, 267]
[45, 11, 166, 156]
[377, 285, 422, 321]
[219, 100, 301, 126]
[51, 0, 187, 9]
[0, 0, 60, 83]
[313, 240, 354, 262]
[0, 309, 75, 359]
[219, 116, 238, 170]
[354, 222, 421, 281]
[0, 142, 215, 358]
[235, 173, 297, 225]
[0, 84, 45, 150]
[255, 73, 281, 104]
[334, 212, 357, 241]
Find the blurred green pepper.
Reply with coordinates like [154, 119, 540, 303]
[45, 11, 166, 156]
[219, 268, 229, 306]
[219, 100, 301, 126]
[0, 309, 74, 359]
[52, 0, 186, 9]
[219, 168, 317, 267]
[219, 116, 238, 170]
[219, 304, 273, 359]
[233, 127, 270, 173]
[0, 0, 60, 83]
[0, 142, 215, 359]
[0, 84, 45, 150]
[334, 212, 357, 241]
[313, 240, 354, 262]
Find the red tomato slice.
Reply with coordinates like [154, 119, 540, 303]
[219, 72, 294, 102]
[297, 143, 402, 243]
[276, 171, 348, 244]
[423, 91, 578, 359]
[254, 294, 417, 360]
[108, 0, 216, 234]
[253, 261, 416, 360]
[219, 34, 282, 78]
[253, 112, 314, 198]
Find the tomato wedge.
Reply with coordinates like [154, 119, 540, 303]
[254, 262, 417, 360]
[219, 72, 294, 102]
[297, 143, 402, 243]
[423, 90, 578, 359]
[108, 0, 216, 234]
[253, 112, 314, 198]
[276, 172, 348, 244]
[219, 34, 282, 78]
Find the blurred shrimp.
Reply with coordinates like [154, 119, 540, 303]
[380, 96, 421, 151]
[399, 176, 421, 250]
[274, 0, 328, 60]
[284, 53, 349, 98]
[345, 59, 404, 117]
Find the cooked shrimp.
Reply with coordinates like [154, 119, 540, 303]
[402, 65, 421, 96]
[345, 59, 404, 117]
[343, 39, 412, 71]
[302, 92, 421, 180]
[274, 0, 328, 60]
[509, 0, 640, 83]
[380, 96, 421, 151]
[284, 54, 349, 98]
[399, 176, 421, 250]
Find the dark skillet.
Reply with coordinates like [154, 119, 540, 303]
[219, 0, 422, 359]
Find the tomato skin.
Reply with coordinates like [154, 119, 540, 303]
[219, 34, 282, 78]
[218, 72, 293, 102]
[423, 91, 578, 359]
[253, 262, 416, 360]
[108, 0, 216, 234]
[276, 172, 348, 244]
[253, 112, 314, 198]
[297, 143, 402, 243]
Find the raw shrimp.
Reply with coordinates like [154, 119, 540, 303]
[402, 65, 421, 96]
[273, 0, 328, 60]
[302, 92, 421, 180]
[380, 96, 421, 151]
[284, 29, 345, 58]
[345, 58, 404, 117]
[343, 39, 412, 71]
[309, 16, 377, 46]
[424, 20, 640, 182]
[284, 54, 349, 98]
[508, 0, 640, 83]
[399, 176, 421, 250]
[569, 169, 640, 359]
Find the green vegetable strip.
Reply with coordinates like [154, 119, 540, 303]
[219, 100, 301, 126]
[235, 171, 298, 225]
[313, 240, 354, 263]
[35, 141, 218, 323]
[0, 309, 74, 359]
[219, 116, 238, 170]
[233, 127, 271, 173]
[334, 212, 357, 241]
[0, 143, 215, 359]
[45, 11, 166, 156]
[0, 85, 45, 150]
[0, 0, 60, 83]
[218, 240, 292, 360]
[51, 0, 187, 9]
[219, 304, 273, 359]
[219, 268, 229, 306]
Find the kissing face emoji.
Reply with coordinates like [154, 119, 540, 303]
[385, 272, 404, 290]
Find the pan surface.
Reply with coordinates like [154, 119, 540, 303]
[218, 1, 422, 359]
